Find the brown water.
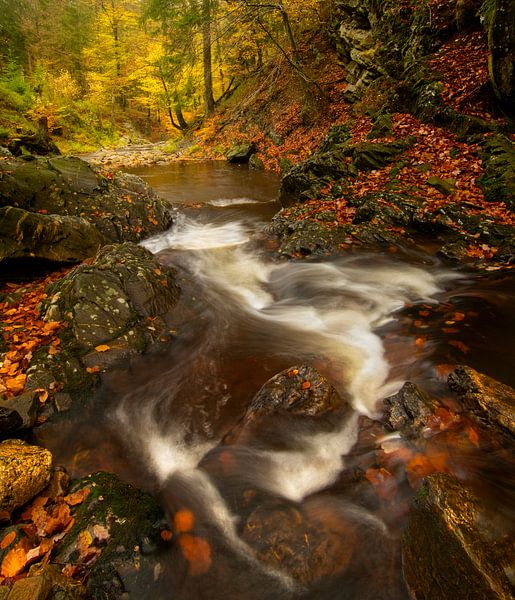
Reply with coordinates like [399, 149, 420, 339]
[37, 161, 515, 600]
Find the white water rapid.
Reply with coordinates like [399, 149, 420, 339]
[114, 210, 456, 590]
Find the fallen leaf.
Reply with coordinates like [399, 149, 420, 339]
[64, 488, 91, 507]
[0, 531, 16, 550]
[448, 340, 470, 354]
[94, 345, 110, 353]
[77, 530, 93, 558]
[174, 509, 195, 534]
[301, 381, 311, 390]
[1, 545, 27, 578]
[179, 534, 212, 575]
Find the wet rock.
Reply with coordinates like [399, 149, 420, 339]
[223, 365, 348, 448]
[0, 440, 52, 514]
[383, 382, 439, 436]
[242, 500, 356, 584]
[0, 206, 105, 264]
[402, 473, 515, 599]
[448, 366, 515, 438]
[42, 243, 179, 362]
[0, 406, 22, 437]
[226, 143, 255, 164]
[55, 472, 165, 600]
[0, 156, 174, 243]
[6, 571, 53, 600]
[245, 365, 347, 422]
[0, 391, 39, 429]
[478, 134, 515, 209]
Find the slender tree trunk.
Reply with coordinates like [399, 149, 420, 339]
[202, 0, 215, 116]
[158, 73, 182, 130]
[277, 0, 299, 62]
[174, 90, 189, 129]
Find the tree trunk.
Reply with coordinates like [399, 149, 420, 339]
[174, 90, 189, 129]
[202, 0, 215, 116]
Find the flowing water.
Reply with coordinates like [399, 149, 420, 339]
[37, 161, 515, 599]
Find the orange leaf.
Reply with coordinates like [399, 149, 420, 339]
[448, 340, 470, 354]
[174, 509, 195, 534]
[365, 468, 397, 501]
[94, 345, 110, 353]
[64, 488, 91, 507]
[86, 366, 101, 374]
[0, 531, 16, 550]
[1, 545, 27, 578]
[301, 381, 311, 390]
[179, 534, 212, 575]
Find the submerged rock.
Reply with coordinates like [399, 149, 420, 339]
[448, 365, 515, 438]
[0, 440, 52, 514]
[0, 206, 105, 264]
[402, 473, 515, 599]
[242, 500, 356, 584]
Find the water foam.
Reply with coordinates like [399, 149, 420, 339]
[126, 214, 456, 570]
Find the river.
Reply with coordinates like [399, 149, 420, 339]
[37, 160, 515, 599]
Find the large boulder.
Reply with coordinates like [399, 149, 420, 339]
[448, 365, 515, 438]
[0, 440, 52, 515]
[402, 473, 515, 599]
[41, 243, 180, 370]
[0, 156, 174, 243]
[0, 206, 106, 263]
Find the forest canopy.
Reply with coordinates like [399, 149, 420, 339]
[0, 0, 326, 149]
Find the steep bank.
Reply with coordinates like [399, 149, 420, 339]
[193, 0, 513, 269]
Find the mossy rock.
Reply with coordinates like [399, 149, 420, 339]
[478, 134, 515, 208]
[351, 138, 415, 171]
[43, 243, 180, 359]
[0, 206, 106, 264]
[367, 113, 393, 139]
[55, 472, 166, 600]
[0, 156, 174, 243]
